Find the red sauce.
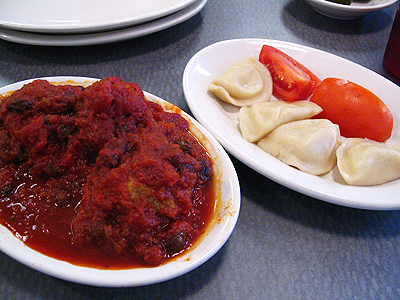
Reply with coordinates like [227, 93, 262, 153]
[0, 77, 215, 269]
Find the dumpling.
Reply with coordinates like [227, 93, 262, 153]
[336, 138, 400, 185]
[239, 100, 322, 142]
[208, 56, 272, 107]
[257, 119, 341, 175]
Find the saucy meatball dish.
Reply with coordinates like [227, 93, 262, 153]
[0, 77, 215, 269]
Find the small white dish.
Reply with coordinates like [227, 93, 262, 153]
[0, 76, 240, 287]
[0, 0, 207, 46]
[0, 0, 197, 33]
[183, 38, 400, 210]
[305, 0, 398, 19]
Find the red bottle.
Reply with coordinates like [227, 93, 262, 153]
[384, 5, 400, 83]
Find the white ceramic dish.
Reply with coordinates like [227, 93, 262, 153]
[0, 0, 197, 33]
[183, 38, 400, 210]
[0, 76, 240, 287]
[0, 0, 206, 47]
[305, 0, 398, 19]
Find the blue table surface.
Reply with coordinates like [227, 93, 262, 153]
[0, 1, 399, 299]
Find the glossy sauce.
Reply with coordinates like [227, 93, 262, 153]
[0, 77, 215, 269]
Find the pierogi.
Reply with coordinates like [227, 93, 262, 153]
[336, 138, 400, 186]
[239, 100, 322, 142]
[257, 119, 341, 175]
[208, 56, 272, 106]
[208, 54, 400, 186]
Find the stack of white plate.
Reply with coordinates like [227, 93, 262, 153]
[0, 0, 207, 46]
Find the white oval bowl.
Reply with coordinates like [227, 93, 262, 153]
[183, 38, 400, 210]
[0, 76, 241, 287]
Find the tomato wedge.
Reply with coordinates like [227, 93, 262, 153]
[259, 45, 321, 102]
[310, 78, 393, 142]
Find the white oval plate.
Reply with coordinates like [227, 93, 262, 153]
[0, 76, 240, 287]
[183, 38, 400, 210]
[0, 0, 197, 33]
[305, 0, 398, 19]
[0, 0, 206, 46]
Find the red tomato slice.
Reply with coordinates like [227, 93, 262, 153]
[310, 78, 393, 142]
[259, 45, 321, 102]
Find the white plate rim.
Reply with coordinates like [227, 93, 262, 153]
[183, 38, 400, 211]
[0, 0, 197, 34]
[0, 76, 240, 287]
[0, 0, 207, 47]
[306, 0, 398, 12]
[304, 0, 399, 19]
